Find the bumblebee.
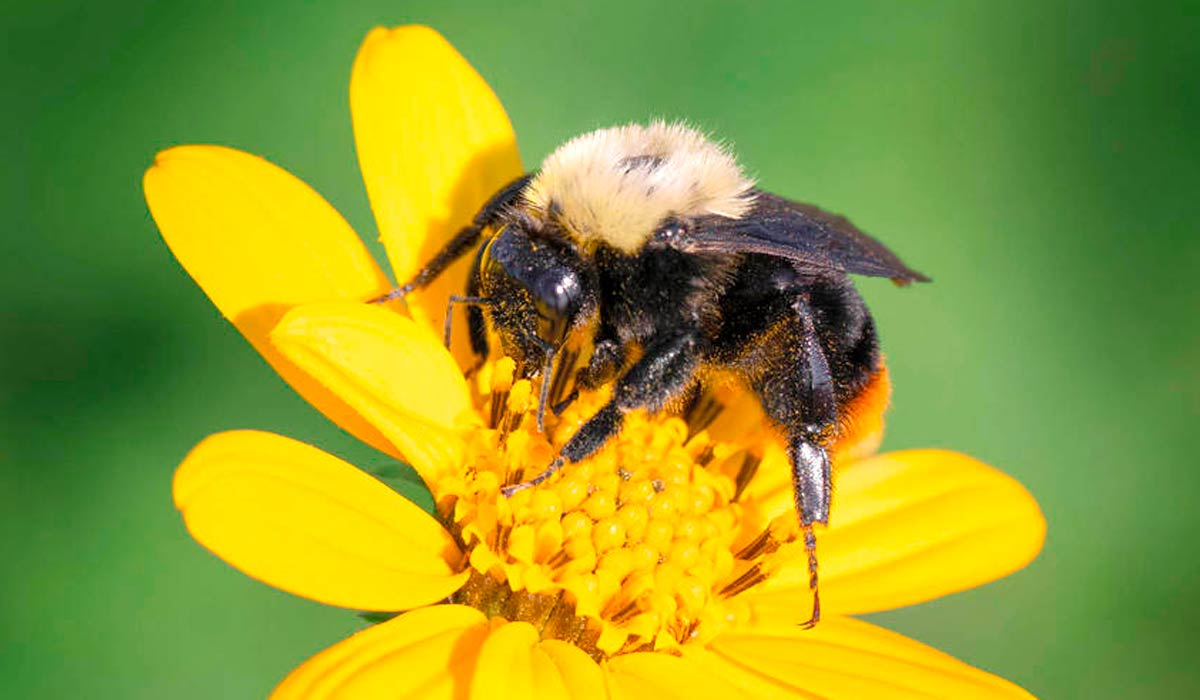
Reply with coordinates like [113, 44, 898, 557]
[382, 122, 928, 626]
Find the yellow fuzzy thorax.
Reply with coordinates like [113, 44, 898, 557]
[523, 122, 756, 254]
[431, 357, 804, 660]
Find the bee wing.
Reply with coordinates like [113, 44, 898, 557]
[680, 191, 930, 284]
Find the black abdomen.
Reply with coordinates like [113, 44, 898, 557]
[712, 255, 879, 407]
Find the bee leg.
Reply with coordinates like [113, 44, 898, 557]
[503, 333, 700, 496]
[790, 436, 830, 629]
[575, 336, 625, 390]
[437, 234, 494, 363]
[372, 173, 532, 303]
[787, 293, 839, 629]
[791, 433, 832, 534]
[551, 388, 579, 416]
[800, 524, 821, 629]
[745, 293, 837, 628]
[371, 222, 486, 303]
[443, 295, 491, 348]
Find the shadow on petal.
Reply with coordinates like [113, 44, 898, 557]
[270, 302, 479, 484]
[350, 25, 523, 369]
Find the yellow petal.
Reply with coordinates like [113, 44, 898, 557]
[747, 449, 1045, 617]
[144, 145, 397, 457]
[707, 615, 1036, 699]
[173, 430, 468, 611]
[677, 647, 817, 699]
[469, 621, 604, 700]
[605, 651, 757, 700]
[272, 605, 488, 699]
[350, 25, 523, 363]
[469, 622, 542, 700]
[270, 301, 479, 484]
[538, 640, 608, 700]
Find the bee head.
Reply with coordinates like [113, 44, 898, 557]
[476, 223, 595, 371]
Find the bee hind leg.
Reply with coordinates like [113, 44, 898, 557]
[790, 434, 831, 629]
[743, 293, 838, 628]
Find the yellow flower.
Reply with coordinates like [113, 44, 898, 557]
[145, 25, 1046, 699]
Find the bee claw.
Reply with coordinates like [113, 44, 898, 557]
[502, 457, 566, 497]
[552, 388, 579, 416]
[798, 523, 821, 630]
[500, 483, 529, 498]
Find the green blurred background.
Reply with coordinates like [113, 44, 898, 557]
[3, 1, 1196, 697]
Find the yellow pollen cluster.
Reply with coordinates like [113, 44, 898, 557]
[436, 358, 801, 659]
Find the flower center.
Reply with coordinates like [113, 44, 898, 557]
[435, 358, 801, 660]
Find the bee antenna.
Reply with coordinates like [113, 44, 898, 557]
[799, 522, 821, 629]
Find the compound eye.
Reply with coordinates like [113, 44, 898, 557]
[532, 268, 583, 318]
[531, 266, 584, 343]
[478, 224, 589, 346]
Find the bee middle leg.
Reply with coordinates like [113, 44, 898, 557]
[502, 333, 700, 495]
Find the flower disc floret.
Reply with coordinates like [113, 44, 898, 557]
[437, 357, 800, 659]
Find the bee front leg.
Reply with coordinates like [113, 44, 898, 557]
[371, 173, 533, 303]
[371, 222, 487, 304]
[502, 333, 700, 496]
